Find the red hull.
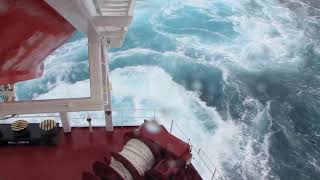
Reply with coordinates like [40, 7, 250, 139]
[0, 127, 201, 180]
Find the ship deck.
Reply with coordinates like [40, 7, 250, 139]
[0, 126, 202, 180]
[0, 127, 136, 180]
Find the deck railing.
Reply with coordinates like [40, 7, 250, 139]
[0, 109, 226, 180]
[168, 119, 226, 180]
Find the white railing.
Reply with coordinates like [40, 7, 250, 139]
[168, 119, 226, 180]
[0, 109, 226, 180]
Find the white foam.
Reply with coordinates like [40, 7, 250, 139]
[36, 80, 90, 99]
[15, 0, 320, 178]
[31, 66, 239, 177]
[149, 0, 314, 73]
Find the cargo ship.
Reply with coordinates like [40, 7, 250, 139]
[0, 0, 225, 179]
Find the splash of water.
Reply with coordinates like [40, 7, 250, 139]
[16, 0, 320, 179]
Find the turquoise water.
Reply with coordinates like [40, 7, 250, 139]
[17, 0, 320, 179]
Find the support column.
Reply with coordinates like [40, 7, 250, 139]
[88, 39, 103, 101]
[60, 112, 71, 133]
[101, 40, 113, 132]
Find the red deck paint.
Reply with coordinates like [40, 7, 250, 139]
[0, 127, 134, 180]
[0, 126, 202, 180]
[0, 0, 75, 84]
[140, 124, 192, 162]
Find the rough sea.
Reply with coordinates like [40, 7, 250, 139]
[16, 0, 320, 179]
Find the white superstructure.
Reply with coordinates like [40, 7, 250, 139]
[0, 0, 136, 132]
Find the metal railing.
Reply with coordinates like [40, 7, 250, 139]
[168, 119, 226, 180]
[0, 109, 226, 180]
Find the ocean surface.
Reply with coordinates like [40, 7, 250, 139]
[16, 0, 320, 179]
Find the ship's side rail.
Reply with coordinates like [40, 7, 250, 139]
[0, 109, 226, 180]
[169, 120, 226, 180]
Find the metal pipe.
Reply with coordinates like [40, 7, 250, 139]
[60, 112, 71, 133]
[169, 120, 174, 133]
[87, 115, 93, 133]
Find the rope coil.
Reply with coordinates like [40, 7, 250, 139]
[119, 139, 155, 176]
[110, 157, 133, 180]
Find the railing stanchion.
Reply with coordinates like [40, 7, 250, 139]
[3, 108, 226, 180]
[87, 115, 93, 133]
[170, 120, 174, 133]
[121, 110, 124, 127]
[211, 168, 217, 180]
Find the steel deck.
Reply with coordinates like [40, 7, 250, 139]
[0, 126, 202, 180]
[0, 127, 134, 180]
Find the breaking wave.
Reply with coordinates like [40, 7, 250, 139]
[16, 0, 320, 179]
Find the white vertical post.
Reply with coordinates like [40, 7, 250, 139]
[121, 110, 124, 127]
[88, 38, 114, 132]
[170, 120, 174, 133]
[101, 39, 113, 132]
[87, 114, 93, 133]
[211, 169, 217, 180]
[89, 121, 93, 133]
[60, 112, 71, 133]
[88, 39, 103, 101]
